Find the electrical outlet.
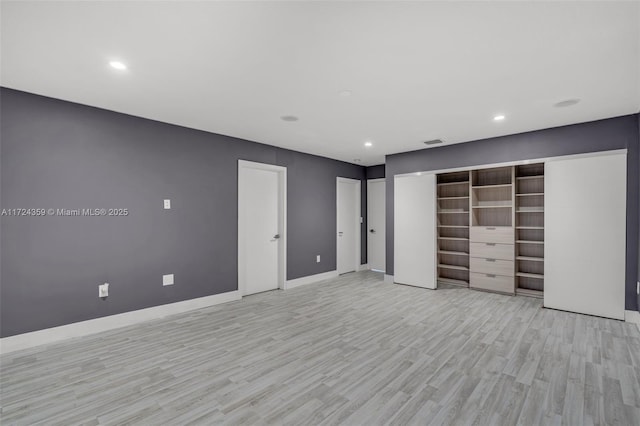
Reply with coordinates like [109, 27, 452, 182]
[316, 255, 321, 263]
[163, 199, 171, 209]
[163, 274, 174, 286]
[99, 283, 109, 298]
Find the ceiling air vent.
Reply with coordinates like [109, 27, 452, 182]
[424, 139, 443, 146]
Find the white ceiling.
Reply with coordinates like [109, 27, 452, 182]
[2, 1, 639, 166]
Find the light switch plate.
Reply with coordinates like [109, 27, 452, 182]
[316, 255, 321, 263]
[163, 274, 174, 286]
[99, 283, 109, 298]
[163, 199, 171, 209]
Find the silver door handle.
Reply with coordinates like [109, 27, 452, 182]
[369, 229, 376, 233]
[273, 234, 280, 239]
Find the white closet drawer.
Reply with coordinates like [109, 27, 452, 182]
[470, 227, 514, 244]
[470, 242, 514, 261]
[470, 272, 514, 294]
[470, 257, 514, 276]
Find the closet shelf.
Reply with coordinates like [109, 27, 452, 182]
[437, 181, 469, 187]
[437, 196, 469, 200]
[516, 226, 543, 229]
[438, 225, 469, 228]
[516, 288, 543, 298]
[516, 209, 544, 213]
[516, 256, 544, 262]
[516, 175, 544, 181]
[516, 272, 544, 279]
[516, 240, 544, 245]
[472, 205, 512, 209]
[472, 184, 512, 189]
[438, 211, 469, 214]
[438, 278, 469, 287]
[438, 237, 469, 241]
[438, 250, 469, 256]
[438, 264, 469, 271]
[516, 193, 544, 197]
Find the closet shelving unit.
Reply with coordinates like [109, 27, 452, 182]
[469, 167, 515, 294]
[515, 164, 545, 298]
[395, 152, 624, 317]
[432, 164, 545, 298]
[470, 168, 514, 227]
[436, 171, 470, 287]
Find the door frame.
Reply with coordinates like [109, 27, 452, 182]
[238, 160, 287, 296]
[336, 177, 361, 275]
[367, 178, 386, 272]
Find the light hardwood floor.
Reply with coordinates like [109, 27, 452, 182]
[1, 271, 639, 425]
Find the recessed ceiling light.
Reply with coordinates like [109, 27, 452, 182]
[280, 115, 299, 122]
[493, 115, 505, 121]
[416, 172, 422, 176]
[554, 99, 580, 108]
[339, 90, 352, 97]
[364, 141, 373, 147]
[109, 61, 127, 70]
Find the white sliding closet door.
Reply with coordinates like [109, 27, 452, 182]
[545, 152, 626, 320]
[394, 173, 437, 289]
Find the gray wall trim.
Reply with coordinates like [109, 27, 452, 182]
[385, 114, 640, 311]
[0, 88, 366, 337]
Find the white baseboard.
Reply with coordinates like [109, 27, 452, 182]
[625, 310, 640, 331]
[0, 290, 241, 355]
[384, 274, 394, 283]
[285, 270, 339, 289]
[358, 264, 369, 271]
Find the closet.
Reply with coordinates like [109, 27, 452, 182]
[436, 164, 544, 297]
[469, 166, 516, 294]
[394, 150, 626, 319]
[515, 164, 545, 297]
[436, 171, 470, 287]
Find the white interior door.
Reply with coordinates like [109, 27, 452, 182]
[337, 178, 360, 275]
[238, 161, 286, 296]
[367, 179, 386, 272]
[544, 152, 626, 320]
[394, 173, 437, 289]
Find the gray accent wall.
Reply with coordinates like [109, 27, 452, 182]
[0, 88, 366, 337]
[366, 165, 385, 179]
[385, 115, 640, 311]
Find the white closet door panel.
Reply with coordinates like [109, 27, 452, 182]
[545, 152, 626, 320]
[394, 174, 437, 289]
